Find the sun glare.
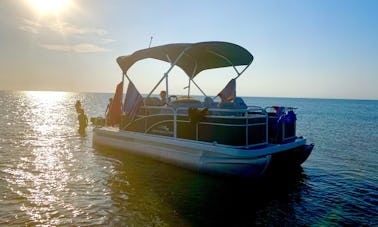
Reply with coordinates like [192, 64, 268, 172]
[27, 0, 71, 15]
[25, 91, 69, 104]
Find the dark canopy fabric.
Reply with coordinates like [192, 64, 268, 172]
[116, 41, 253, 78]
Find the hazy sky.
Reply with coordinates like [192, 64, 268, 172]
[1, 0, 377, 99]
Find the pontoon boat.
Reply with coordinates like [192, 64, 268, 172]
[93, 41, 314, 178]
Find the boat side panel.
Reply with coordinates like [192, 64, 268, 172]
[269, 144, 314, 169]
[199, 155, 271, 178]
[94, 129, 202, 170]
[93, 129, 272, 178]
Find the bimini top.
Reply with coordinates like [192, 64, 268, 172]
[116, 41, 253, 78]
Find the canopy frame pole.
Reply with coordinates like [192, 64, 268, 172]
[206, 49, 251, 79]
[206, 49, 239, 74]
[206, 49, 239, 99]
[187, 62, 198, 97]
[165, 55, 172, 99]
[124, 72, 132, 83]
[146, 73, 166, 99]
[191, 79, 207, 97]
[234, 63, 252, 80]
[146, 47, 190, 99]
[187, 60, 207, 97]
[166, 54, 172, 63]
[165, 73, 168, 101]
[187, 77, 191, 98]
[122, 73, 125, 110]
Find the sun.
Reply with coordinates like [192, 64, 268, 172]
[27, 0, 71, 15]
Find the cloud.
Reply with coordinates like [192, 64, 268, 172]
[40, 43, 109, 53]
[19, 18, 114, 53]
[47, 21, 107, 36]
[101, 38, 116, 43]
[40, 44, 71, 52]
[73, 43, 109, 53]
[18, 19, 42, 34]
[19, 18, 108, 36]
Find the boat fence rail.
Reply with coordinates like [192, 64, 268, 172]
[118, 105, 270, 148]
[265, 106, 297, 144]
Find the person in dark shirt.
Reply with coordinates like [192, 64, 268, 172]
[160, 91, 167, 105]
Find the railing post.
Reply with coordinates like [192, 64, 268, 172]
[265, 112, 268, 145]
[173, 109, 177, 139]
[245, 109, 248, 147]
[196, 123, 199, 141]
[282, 122, 285, 143]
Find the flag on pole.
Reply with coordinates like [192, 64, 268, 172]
[218, 79, 236, 102]
[109, 81, 123, 125]
[123, 82, 143, 120]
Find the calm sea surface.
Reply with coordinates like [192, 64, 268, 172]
[0, 91, 377, 226]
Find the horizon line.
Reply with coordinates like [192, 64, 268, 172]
[1, 89, 377, 102]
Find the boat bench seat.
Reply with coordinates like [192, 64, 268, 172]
[145, 97, 163, 106]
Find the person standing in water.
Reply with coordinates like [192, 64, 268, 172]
[75, 100, 81, 113]
[105, 98, 113, 124]
[78, 108, 88, 135]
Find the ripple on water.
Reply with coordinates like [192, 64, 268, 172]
[0, 92, 377, 226]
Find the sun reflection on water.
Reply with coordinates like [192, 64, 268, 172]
[1, 91, 124, 225]
[23, 91, 74, 137]
[25, 90, 69, 101]
[5, 91, 84, 225]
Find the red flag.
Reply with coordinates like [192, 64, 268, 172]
[109, 81, 123, 125]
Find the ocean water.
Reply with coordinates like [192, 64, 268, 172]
[0, 90, 377, 226]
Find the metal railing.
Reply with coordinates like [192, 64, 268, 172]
[126, 105, 269, 148]
[265, 106, 297, 143]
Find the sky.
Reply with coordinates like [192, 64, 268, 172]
[0, 0, 377, 100]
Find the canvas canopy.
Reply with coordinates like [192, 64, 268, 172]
[117, 41, 253, 78]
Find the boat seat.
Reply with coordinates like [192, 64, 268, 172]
[218, 97, 247, 109]
[214, 98, 247, 116]
[145, 97, 163, 106]
[170, 98, 202, 110]
[203, 96, 218, 108]
[218, 101, 236, 109]
[234, 97, 247, 109]
[160, 107, 174, 114]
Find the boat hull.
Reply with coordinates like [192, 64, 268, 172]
[269, 143, 314, 169]
[93, 127, 311, 178]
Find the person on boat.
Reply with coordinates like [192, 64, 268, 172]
[78, 108, 88, 135]
[160, 90, 167, 105]
[75, 100, 81, 113]
[105, 98, 113, 124]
